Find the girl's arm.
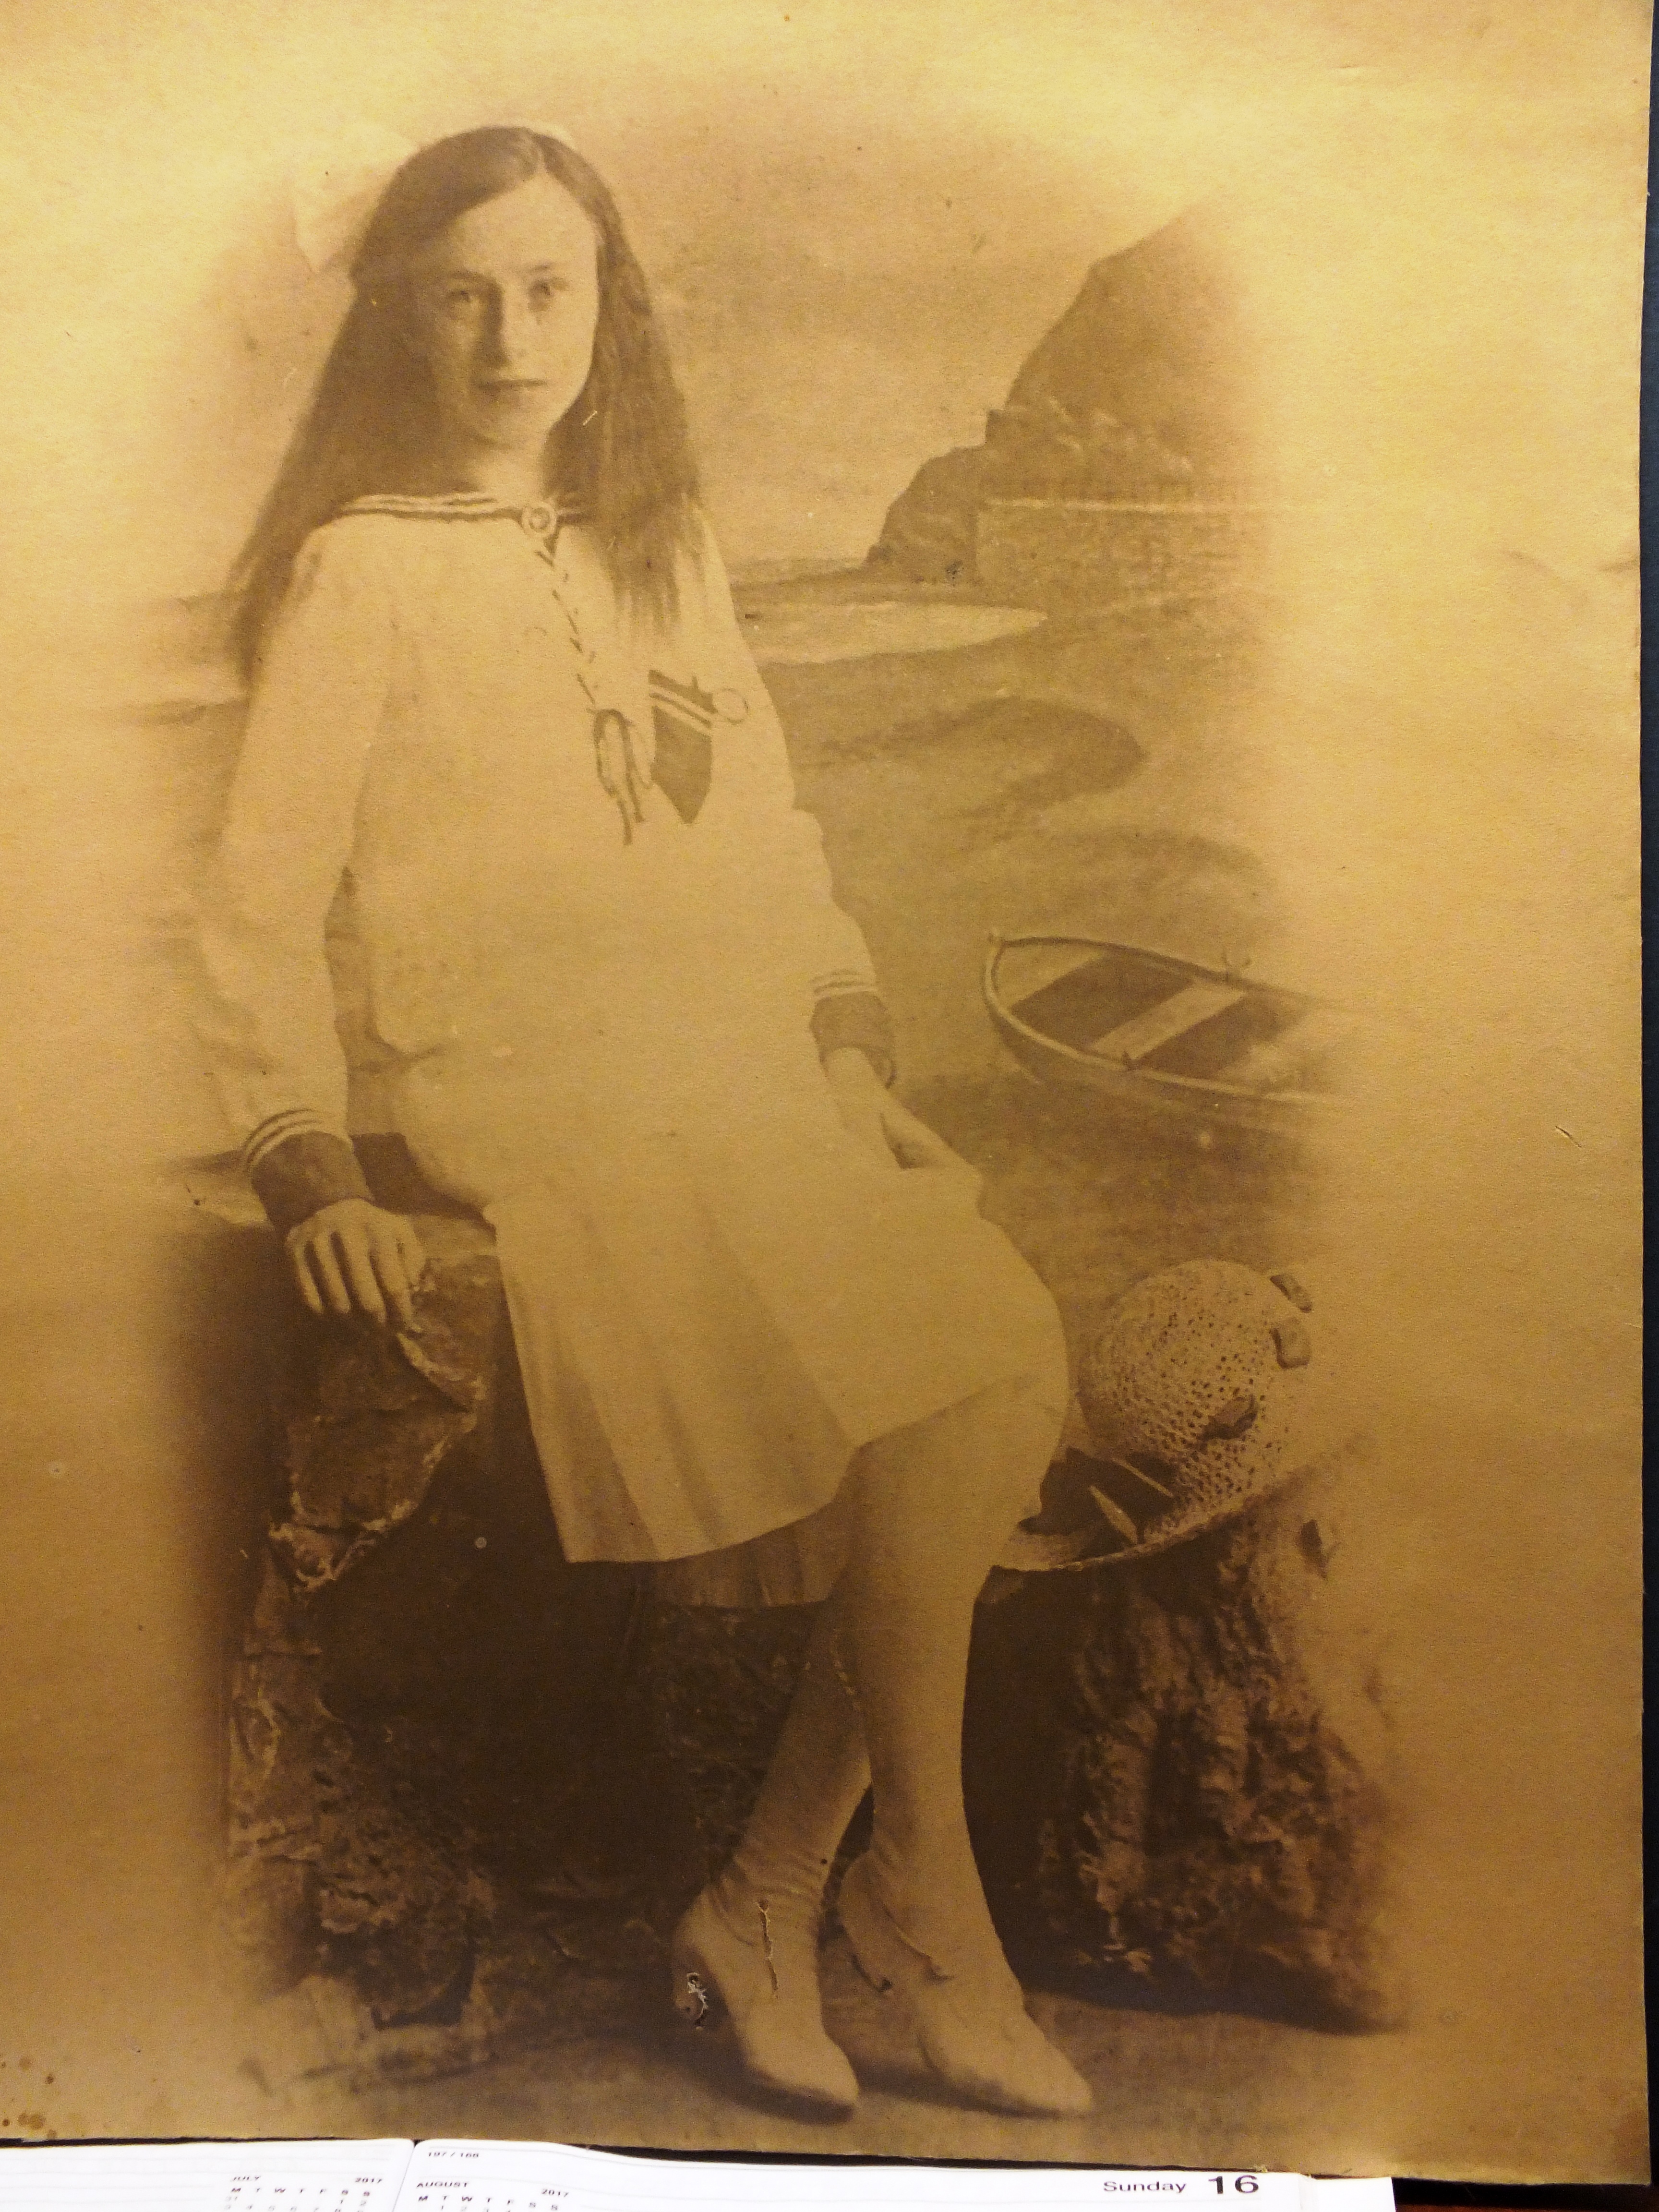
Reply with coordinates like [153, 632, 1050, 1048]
[195, 521, 395, 1237]
[678, 521, 898, 1085]
[677, 528, 990, 1189]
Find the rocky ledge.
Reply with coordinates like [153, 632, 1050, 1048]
[186, 1135, 1399, 2083]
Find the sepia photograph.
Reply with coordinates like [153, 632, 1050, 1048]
[0, 0, 1645, 2181]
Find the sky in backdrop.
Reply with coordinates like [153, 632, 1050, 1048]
[1, 0, 1638, 606]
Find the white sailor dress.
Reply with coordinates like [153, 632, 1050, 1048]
[197, 495, 1068, 1604]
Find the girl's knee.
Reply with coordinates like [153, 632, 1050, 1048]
[965, 1316, 1069, 1477]
[932, 1370, 1064, 1529]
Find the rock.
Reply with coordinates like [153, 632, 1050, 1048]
[229, 1537, 492, 2023]
[223, 1142, 616, 2024]
[869, 204, 1263, 588]
[999, 207, 1251, 485]
[623, 1602, 824, 1896]
[867, 447, 995, 587]
[1031, 1454, 1401, 2030]
[268, 1248, 500, 1594]
[215, 1141, 1394, 2045]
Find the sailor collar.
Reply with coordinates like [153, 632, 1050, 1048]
[337, 491, 674, 842]
[339, 491, 587, 544]
[333, 490, 742, 843]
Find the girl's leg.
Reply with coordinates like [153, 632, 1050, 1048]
[682, 1365, 1050, 1953]
[684, 1354, 1090, 2116]
[670, 1592, 869, 2109]
[720, 1586, 871, 1911]
[829, 1371, 1091, 2117]
[840, 1373, 1056, 1960]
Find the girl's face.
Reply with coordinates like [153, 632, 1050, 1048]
[406, 172, 600, 466]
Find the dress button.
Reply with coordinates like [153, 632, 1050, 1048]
[711, 686, 749, 723]
[521, 503, 555, 537]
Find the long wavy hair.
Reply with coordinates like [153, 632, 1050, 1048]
[230, 127, 700, 675]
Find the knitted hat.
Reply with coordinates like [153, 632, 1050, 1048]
[998, 1260, 1315, 1572]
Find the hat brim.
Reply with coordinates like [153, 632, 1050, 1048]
[994, 1451, 1312, 1573]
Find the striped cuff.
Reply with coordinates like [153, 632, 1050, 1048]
[811, 989, 896, 1087]
[247, 1129, 373, 1238]
[244, 1106, 341, 1176]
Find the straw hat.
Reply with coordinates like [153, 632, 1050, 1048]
[997, 1259, 1316, 1572]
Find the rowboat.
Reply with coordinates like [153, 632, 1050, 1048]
[982, 931, 1354, 1134]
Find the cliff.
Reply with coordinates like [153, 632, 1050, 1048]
[869, 205, 1259, 586]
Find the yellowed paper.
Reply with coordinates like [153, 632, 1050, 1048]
[0, 0, 1644, 2180]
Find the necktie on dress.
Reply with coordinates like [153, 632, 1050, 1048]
[520, 508, 658, 843]
[522, 505, 745, 841]
[592, 707, 655, 842]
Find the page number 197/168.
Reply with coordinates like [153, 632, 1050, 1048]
[1209, 2180, 1261, 2193]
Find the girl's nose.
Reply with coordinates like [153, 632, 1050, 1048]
[486, 289, 540, 370]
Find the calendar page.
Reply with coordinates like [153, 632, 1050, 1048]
[0, 2137, 412, 2212]
[400, 2142, 1394, 2212]
[0, 2139, 1393, 2212]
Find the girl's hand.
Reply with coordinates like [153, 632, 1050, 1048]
[823, 1048, 984, 1200]
[285, 1199, 428, 1329]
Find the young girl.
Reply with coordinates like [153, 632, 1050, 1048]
[199, 126, 1090, 2119]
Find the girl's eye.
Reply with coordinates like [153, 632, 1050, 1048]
[528, 280, 562, 310]
[442, 286, 485, 315]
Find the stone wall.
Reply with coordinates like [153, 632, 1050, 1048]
[975, 500, 1274, 606]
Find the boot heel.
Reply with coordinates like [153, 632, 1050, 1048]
[836, 1855, 1093, 2118]
[670, 1929, 721, 2028]
[669, 1882, 859, 2110]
